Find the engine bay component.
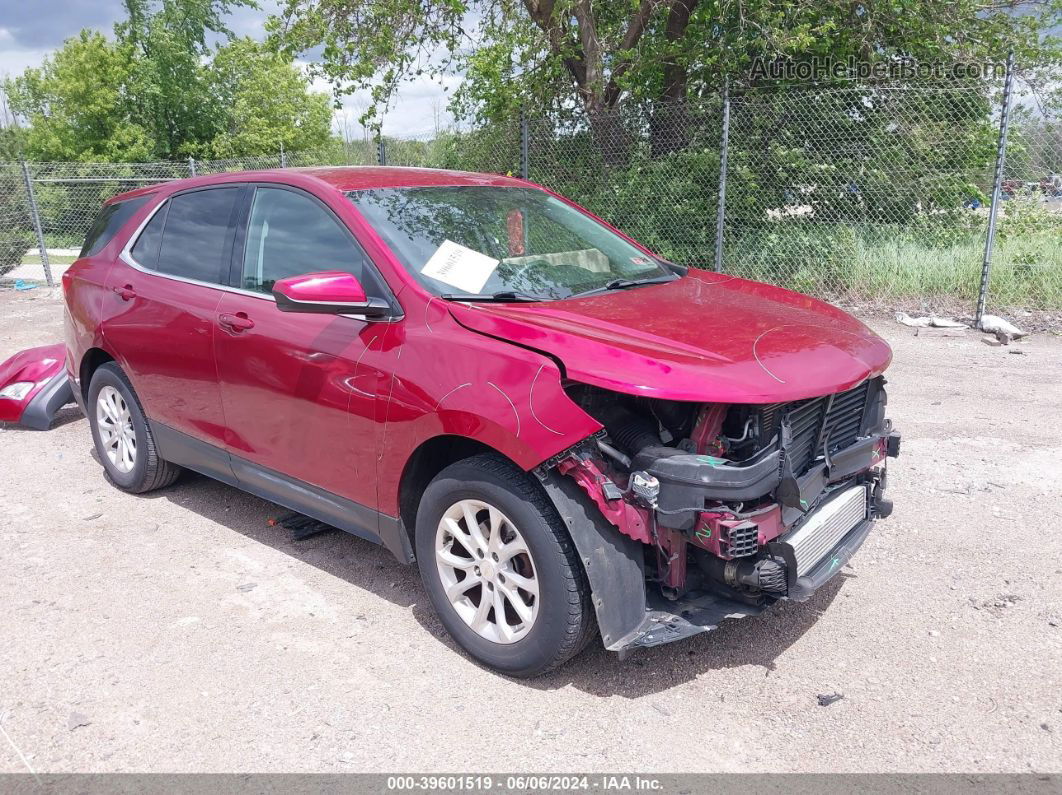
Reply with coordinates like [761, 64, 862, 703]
[553, 376, 899, 649]
[629, 470, 660, 505]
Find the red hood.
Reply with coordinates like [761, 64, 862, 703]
[448, 271, 892, 403]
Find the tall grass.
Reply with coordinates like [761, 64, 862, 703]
[719, 200, 1062, 309]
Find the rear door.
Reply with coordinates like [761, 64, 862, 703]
[103, 186, 244, 480]
[212, 184, 396, 522]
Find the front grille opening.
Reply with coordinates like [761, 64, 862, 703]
[728, 378, 877, 476]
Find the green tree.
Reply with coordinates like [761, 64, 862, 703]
[116, 0, 252, 157]
[208, 38, 333, 157]
[4, 0, 333, 161]
[270, 0, 1061, 128]
[4, 31, 153, 161]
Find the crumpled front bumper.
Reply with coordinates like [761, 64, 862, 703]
[0, 343, 74, 430]
[612, 428, 900, 651]
[615, 478, 888, 650]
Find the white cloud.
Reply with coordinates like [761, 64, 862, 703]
[0, 27, 51, 81]
[311, 71, 462, 140]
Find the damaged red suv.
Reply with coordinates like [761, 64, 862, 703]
[58, 167, 899, 676]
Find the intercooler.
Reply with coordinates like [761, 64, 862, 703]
[782, 484, 869, 576]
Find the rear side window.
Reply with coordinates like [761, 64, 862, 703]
[154, 188, 239, 283]
[130, 203, 168, 269]
[80, 196, 150, 257]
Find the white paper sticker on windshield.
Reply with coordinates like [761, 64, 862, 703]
[420, 240, 500, 294]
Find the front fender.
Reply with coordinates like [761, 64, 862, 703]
[375, 320, 602, 516]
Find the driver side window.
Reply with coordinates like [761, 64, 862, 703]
[241, 187, 378, 295]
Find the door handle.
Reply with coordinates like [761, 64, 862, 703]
[112, 284, 136, 301]
[218, 312, 255, 332]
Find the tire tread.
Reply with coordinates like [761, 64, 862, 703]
[91, 363, 181, 494]
[430, 453, 595, 676]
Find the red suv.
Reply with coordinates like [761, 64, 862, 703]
[62, 167, 899, 676]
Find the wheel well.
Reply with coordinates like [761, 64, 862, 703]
[398, 436, 513, 544]
[79, 348, 114, 401]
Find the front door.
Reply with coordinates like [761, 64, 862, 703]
[212, 185, 395, 528]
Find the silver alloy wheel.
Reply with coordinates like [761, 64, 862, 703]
[96, 385, 137, 474]
[435, 499, 539, 644]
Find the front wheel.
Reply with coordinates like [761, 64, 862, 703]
[415, 454, 594, 677]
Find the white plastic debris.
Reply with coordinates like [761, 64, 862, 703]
[894, 312, 966, 329]
[977, 314, 1028, 341]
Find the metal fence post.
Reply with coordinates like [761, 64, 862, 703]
[520, 110, 529, 180]
[377, 136, 387, 166]
[976, 51, 1015, 327]
[713, 78, 731, 273]
[188, 156, 197, 177]
[19, 158, 53, 287]
[280, 143, 287, 169]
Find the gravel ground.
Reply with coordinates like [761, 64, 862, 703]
[1, 288, 1060, 774]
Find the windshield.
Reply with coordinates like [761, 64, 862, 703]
[346, 186, 671, 299]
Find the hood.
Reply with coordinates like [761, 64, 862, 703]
[447, 271, 892, 403]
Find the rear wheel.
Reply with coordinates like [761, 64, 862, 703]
[415, 454, 594, 677]
[87, 362, 181, 493]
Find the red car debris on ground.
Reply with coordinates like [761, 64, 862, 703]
[0, 342, 72, 429]
[2, 167, 899, 676]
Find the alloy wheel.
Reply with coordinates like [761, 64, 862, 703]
[96, 385, 137, 473]
[434, 499, 539, 644]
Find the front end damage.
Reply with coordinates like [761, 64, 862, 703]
[538, 377, 900, 651]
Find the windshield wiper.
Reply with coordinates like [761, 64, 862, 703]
[571, 273, 679, 298]
[439, 290, 546, 303]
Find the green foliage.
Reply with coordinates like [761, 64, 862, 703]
[727, 223, 860, 296]
[5, 31, 154, 161]
[270, 0, 1062, 127]
[0, 169, 33, 275]
[996, 193, 1062, 240]
[4, 0, 333, 162]
[208, 38, 333, 157]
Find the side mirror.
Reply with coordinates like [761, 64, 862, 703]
[272, 271, 391, 318]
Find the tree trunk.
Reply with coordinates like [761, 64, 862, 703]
[650, 0, 698, 156]
[586, 101, 632, 167]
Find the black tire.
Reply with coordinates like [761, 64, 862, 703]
[87, 362, 181, 494]
[415, 453, 595, 677]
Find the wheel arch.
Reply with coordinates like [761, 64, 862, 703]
[397, 434, 518, 550]
[78, 347, 116, 403]
[537, 469, 648, 651]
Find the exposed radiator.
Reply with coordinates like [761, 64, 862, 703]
[752, 379, 874, 476]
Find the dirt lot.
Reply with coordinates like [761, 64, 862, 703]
[1, 287, 1060, 774]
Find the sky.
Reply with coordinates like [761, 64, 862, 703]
[0, 0, 458, 139]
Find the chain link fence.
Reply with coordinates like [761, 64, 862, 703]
[2, 77, 1059, 324]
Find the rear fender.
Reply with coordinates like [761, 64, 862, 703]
[0, 344, 74, 430]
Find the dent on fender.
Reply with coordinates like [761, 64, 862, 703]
[372, 315, 602, 515]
